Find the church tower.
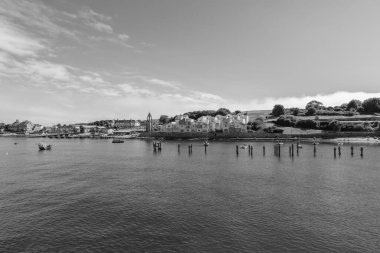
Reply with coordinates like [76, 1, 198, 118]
[146, 112, 153, 132]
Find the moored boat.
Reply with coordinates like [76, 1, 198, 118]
[38, 143, 52, 150]
[112, 139, 124, 143]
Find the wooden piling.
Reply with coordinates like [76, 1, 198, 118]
[313, 146, 316, 156]
[278, 144, 281, 157]
[351, 146, 354, 156]
[296, 142, 299, 155]
[360, 147, 363, 157]
[338, 146, 341, 156]
[289, 146, 291, 157]
[236, 145, 239, 155]
[263, 146, 265, 156]
[334, 147, 336, 158]
[178, 144, 180, 152]
[291, 144, 294, 157]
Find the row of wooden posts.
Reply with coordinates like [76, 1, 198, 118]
[153, 141, 162, 152]
[154, 141, 364, 157]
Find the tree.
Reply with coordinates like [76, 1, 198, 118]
[215, 108, 231, 116]
[340, 103, 348, 111]
[346, 99, 362, 111]
[233, 110, 242, 115]
[306, 100, 323, 109]
[291, 108, 300, 116]
[248, 117, 265, 130]
[295, 119, 318, 129]
[271, 104, 285, 117]
[276, 115, 296, 127]
[305, 107, 316, 116]
[159, 115, 170, 124]
[80, 125, 85, 133]
[362, 98, 380, 113]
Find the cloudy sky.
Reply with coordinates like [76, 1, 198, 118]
[1, 0, 380, 125]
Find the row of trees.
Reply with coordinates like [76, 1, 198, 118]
[272, 98, 380, 117]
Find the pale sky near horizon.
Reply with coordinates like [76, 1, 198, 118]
[1, 0, 380, 125]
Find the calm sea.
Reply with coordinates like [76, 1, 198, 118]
[1, 138, 380, 252]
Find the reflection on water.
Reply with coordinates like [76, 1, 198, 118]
[1, 138, 380, 252]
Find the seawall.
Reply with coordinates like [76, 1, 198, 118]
[140, 131, 380, 140]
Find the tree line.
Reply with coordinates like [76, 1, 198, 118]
[159, 108, 244, 124]
[271, 97, 380, 117]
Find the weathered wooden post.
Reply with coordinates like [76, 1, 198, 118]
[263, 146, 265, 156]
[236, 145, 239, 155]
[313, 145, 316, 156]
[289, 146, 291, 157]
[338, 146, 341, 156]
[334, 147, 336, 158]
[291, 144, 294, 157]
[250, 145, 253, 156]
[204, 144, 207, 153]
[178, 143, 180, 152]
[188, 144, 191, 154]
[351, 146, 354, 156]
[296, 142, 299, 155]
[278, 144, 281, 157]
[360, 146, 363, 157]
[190, 144, 192, 153]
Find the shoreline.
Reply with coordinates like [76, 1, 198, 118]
[1, 133, 380, 145]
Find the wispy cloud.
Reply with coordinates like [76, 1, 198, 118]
[118, 34, 130, 41]
[0, 0, 77, 39]
[0, 19, 46, 56]
[78, 7, 114, 33]
[145, 78, 181, 90]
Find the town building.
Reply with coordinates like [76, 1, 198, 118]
[159, 113, 249, 133]
[113, 119, 141, 129]
[6, 120, 34, 133]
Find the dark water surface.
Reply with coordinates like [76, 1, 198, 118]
[1, 138, 380, 252]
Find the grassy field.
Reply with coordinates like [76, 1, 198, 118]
[244, 110, 271, 120]
[274, 114, 380, 121]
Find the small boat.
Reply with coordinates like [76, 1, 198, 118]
[204, 141, 209, 146]
[313, 142, 319, 145]
[275, 142, 284, 145]
[297, 144, 302, 148]
[112, 139, 124, 143]
[38, 143, 52, 150]
[240, 145, 248, 149]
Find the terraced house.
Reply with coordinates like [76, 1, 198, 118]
[160, 114, 249, 133]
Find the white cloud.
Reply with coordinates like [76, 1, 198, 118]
[90, 22, 113, 33]
[118, 33, 130, 41]
[145, 78, 181, 89]
[0, 19, 46, 56]
[0, 0, 77, 39]
[191, 91, 224, 101]
[78, 7, 114, 34]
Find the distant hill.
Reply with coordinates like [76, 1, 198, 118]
[244, 110, 271, 120]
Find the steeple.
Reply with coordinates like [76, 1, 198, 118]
[146, 112, 153, 132]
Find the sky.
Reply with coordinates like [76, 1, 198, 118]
[1, 0, 380, 125]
